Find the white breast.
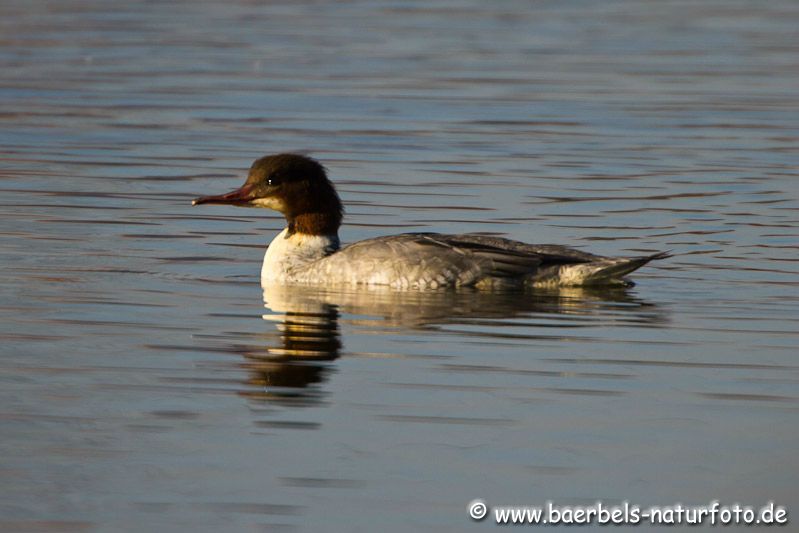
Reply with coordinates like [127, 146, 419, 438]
[261, 228, 340, 283]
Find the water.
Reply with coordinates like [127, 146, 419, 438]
[1, 1, 798, 531]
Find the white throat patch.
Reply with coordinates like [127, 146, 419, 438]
[251, 196, 287, 212]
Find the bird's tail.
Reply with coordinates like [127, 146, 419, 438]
[528, 251, 672, 287]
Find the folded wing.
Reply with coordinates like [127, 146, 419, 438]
[316, 232, 668, 288]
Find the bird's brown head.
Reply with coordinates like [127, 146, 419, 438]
[193, 153, 343, 235]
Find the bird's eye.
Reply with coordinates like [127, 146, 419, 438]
[267, 176, 278, 186]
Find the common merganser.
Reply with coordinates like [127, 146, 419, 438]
[192, 154, 669, 289]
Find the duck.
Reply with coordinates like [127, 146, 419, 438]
[192, 153, 669, 289]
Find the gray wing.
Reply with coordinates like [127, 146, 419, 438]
[436, 233, 601, 264]
[324, 233, 542, 288]
[438, 234, 671, 286]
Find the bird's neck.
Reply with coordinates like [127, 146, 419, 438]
[286, 211, 341, 238]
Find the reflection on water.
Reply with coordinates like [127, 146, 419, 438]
[249, 284, 667, 407]
[246, 288, 341, 406]
[266, 283, 667, 330]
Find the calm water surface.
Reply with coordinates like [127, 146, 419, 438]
[1, 1, 798, 531]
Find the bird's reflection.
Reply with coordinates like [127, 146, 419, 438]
[240, 283, 668, 407]
[239, 288, 341, 407]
